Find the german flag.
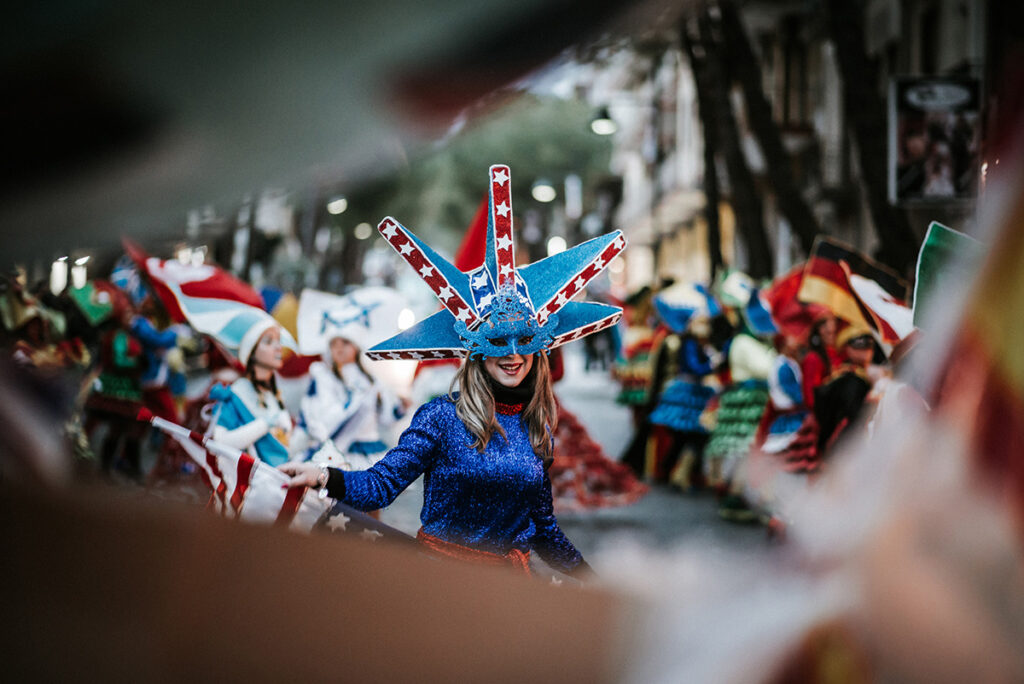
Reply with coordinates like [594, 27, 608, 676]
[798, 237, 909, 332]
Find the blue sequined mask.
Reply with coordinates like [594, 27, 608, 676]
[454, 285, 558, 359]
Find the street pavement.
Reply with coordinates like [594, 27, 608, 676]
[381, 346, 770, 566]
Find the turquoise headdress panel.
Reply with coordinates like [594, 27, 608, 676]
[367, 165, 626, 360]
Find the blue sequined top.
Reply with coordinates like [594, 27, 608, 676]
[335, 395, 584, 573]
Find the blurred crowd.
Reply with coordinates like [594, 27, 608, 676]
[0, 244, 645, 514]
[612, 250, 924, 534]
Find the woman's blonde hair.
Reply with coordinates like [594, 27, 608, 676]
[450, 353, 557, 462]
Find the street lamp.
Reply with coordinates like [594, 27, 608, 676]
[326, 196, 348, 215]
[590, 106, 617, 135]
[546, 236, 567, 256]
[531, 179, 556, 203]
[354, 222, 373, 240]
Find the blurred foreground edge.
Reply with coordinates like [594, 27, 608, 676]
[0, 484, 632, 683]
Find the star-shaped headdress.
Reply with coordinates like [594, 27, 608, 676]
[367, 164, 626, 360]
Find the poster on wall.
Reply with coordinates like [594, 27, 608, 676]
[889, 77, 981, 204]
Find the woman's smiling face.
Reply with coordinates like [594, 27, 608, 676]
[252, 327, 283, 370]
[483, 353, 534, 388]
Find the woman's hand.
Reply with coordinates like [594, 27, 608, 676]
[278, 461, 323, 488]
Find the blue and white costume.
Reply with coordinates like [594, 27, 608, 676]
[300, 361, 405, 469]
[762, 355, 808, 454]
[171, 295, 298, 467]
[211, 377, 293, 466]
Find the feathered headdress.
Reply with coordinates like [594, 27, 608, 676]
[367, 165, 626, 360]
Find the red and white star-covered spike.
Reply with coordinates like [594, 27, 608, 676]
[489, 165, 516, 288]
[378, 217, 480, 327]
[535, 232, 626, 327]
[364, 348, 466, 361]
[549, 311, 623, 349]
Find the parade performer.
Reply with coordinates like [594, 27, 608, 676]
[614, 285, 666, 475]
[755, 307, 819, 475]
[110, 255, 191, 425]
[614, 286, 659, 409]
[281, 165, 624, 577]
[129, 300, 192, 424]
[813, 325, 884, 456]
[2, 269, 86, 372]
[210, 320, 295, 466]
[166, 290, 300, 467]
[79, 284, 147, 478]
[294, 288, 409, 470]
[801, 313, 843, 409]
[646, 282, 723, 487]
[703, 276, 777, 521]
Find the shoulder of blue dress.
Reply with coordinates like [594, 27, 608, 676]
[412, 394, 456, 421]
[228, 377, 261, 407]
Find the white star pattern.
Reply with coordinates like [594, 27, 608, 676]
[554, 291, 568, 307]
[613, 235, 625, 249]
[388, 352, 401, 360]
[495, 201, 510, 218]
[593, 257, 605, 270]
[472, 273, 489, 289]
[360, 529, 383, 542]
[431, 351, 445, 358]
[381, 223, 398, 239]
[419, 264, 434, 278]
[492, 169, 508, 185]
[327, 512, 350, 532]
[478, 292, 494, 308]
[436, 285, 454, 302]
[410, 352, 423, 359]
[573, 276, 587, 290]
[496, 235, 513, 252]
[454, 308, 472, 322]
[399, 242, 414, 256]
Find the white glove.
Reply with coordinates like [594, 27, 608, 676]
[307, 420, 329, 443]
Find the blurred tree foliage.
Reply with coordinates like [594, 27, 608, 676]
[342, 93, 613, 256]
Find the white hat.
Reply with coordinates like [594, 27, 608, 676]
[297, 287, 406, 359]
[238, 317, 280, 367]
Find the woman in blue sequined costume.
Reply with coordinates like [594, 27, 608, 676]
[278, 165, 625, 576]
[284, 351, 591, 576]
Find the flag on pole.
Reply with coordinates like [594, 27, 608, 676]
[798, 237, 910, 341]
[140, 409, 412, 542]
[159, 281, 297, 365]
[912, 221, 985, 328]
[122, 238, 265, 323]
[141, 408, 329, 530]
[843, 264, 915, 346]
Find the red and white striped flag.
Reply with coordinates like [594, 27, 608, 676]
[140, 409, 330, 531]
[122, 238, 266, 323]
